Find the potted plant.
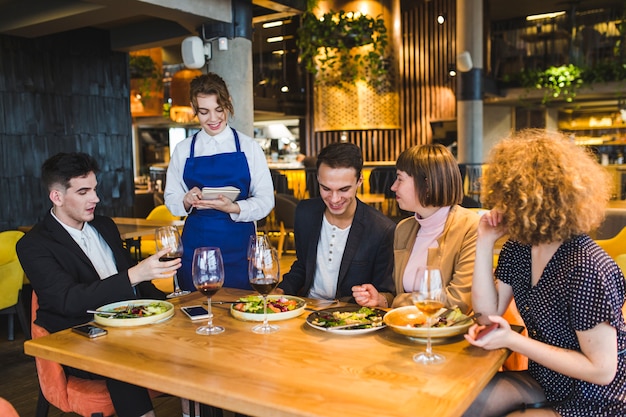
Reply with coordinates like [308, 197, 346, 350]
[297, 7, 389, 88]
[129, 55, 161, 102]
[519, 64, 584, 104]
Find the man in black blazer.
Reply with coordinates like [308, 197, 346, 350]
[276, 143, 395, 307]
[17, 152, 180, 417]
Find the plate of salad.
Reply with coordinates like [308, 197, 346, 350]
[230, 295, 306, 322]
[306, 306, 386, 335]
[93, 299, 174, 327]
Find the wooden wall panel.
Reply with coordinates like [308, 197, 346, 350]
[309, 0, 457, 163]
[0, 29, 133, 231]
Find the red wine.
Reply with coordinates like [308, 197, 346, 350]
[159, 253, 182, 262]
[250, 278, 279, 295]
[197, 283, 222, 297]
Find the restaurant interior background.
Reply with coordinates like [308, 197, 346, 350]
[1, 0, 626, 231]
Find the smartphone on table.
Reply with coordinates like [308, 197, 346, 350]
[72, 324, 108, 338]
[181, 305, 210, 321]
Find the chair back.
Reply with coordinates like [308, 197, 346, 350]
[0, 231, 25, 310]
[274, 194, 299, 257]
[31, 292, 116, 417]
[305, 168, 319, 198]
[595, 226, 626, 260]
[146, 204, 178, 221]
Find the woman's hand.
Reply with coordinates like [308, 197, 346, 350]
[127, 248, 181, 286]
[477, 209, 507, 244]
[193, 195, 241, 214]
[352, 284, 387, 307]
[184, 187, 202, 211]
[464, 315, 511, 350]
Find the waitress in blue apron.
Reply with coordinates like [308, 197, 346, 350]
[164, 72, 274, 291]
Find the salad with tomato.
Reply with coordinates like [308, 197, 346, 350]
[233, 296, 304, 314]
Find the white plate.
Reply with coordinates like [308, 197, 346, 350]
[383, 305, 472, 339]
[94, 299, 174, 327]
[306, 306, 387, 335]
[202, 186, 240, 202]
[230, 295, 306, 322]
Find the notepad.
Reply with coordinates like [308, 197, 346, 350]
[201, 186, 240, 202]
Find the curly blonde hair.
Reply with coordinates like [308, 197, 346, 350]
[482, 129, 611, 245]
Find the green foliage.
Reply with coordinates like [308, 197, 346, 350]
[297, 10, 389, 88]
[129, 55, 159, 79]
[519, 64, 584, 103]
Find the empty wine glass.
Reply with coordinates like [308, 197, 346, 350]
[411, 267, 446, 364]
[192, 247, 225, 335]
[154, 226, 190, 298]
[248, 235, 280, 334]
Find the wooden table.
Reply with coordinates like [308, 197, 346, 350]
[24, 288, 510, 417]
[111, 217, 184, 240]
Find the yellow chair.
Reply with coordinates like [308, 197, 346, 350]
[143, 205, 179, 293]
[139, 205, 179, 258]
[595, 226, 626, 260]
[0, 230, 29, 340]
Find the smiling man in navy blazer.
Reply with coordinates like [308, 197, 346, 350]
[275, 142, 395, 308]
[17, 152, 179, 417]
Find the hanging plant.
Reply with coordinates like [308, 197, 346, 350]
[520, 64, 584, 104]
[129, 55, 162, 102]
[297, 9, 389, 88]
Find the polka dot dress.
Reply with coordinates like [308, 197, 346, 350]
[496, 235, 626, 416]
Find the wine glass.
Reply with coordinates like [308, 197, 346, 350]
[192, 247, 225, 335]
[154, 226, 190, 298]
[411, 267, 446, 364]
[248, 235, 280, 334]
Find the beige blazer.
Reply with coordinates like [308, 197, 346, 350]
[391, 205, 479, 313]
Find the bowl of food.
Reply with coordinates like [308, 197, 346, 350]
[383, 306, 473, 340]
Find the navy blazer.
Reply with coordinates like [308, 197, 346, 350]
[278, 198, 395, 304]
[17, 213, 164, 333]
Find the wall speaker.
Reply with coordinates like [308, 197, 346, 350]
[456, 51, 473, 73]
[182, 36, 205, 69]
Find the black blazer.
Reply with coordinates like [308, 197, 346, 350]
[278, 198, 396, 304]
[17, 213, 164, 333]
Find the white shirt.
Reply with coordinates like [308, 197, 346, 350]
[308, 215, 351, 300]
[164, 126, 274, 222]
[51, 209, 118, 280]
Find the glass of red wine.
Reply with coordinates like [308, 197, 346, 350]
[191, 247, 225, 335]
[154, 226, 190, 298]
[248, 235, 280, 334]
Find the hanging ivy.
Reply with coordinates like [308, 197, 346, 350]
[297, 9, 389, 88]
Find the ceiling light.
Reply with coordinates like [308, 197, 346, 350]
[267, 36, 284, 43]
[437, 14, 446, 24]
[448, 65, 456, 77]
[263, 21, 284, 28]
[526, 11, 566, 21]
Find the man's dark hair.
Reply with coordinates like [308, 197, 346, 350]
[41, 152, 100, 190]
[316, 142, 363, 178]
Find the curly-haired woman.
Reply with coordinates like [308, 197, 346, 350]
[464, 129, 626, 416]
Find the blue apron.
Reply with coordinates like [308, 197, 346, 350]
[179, 128, 255, 291]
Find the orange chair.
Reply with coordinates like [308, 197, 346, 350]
[0, 397, 20, 417]
[31, 292, 116, 417]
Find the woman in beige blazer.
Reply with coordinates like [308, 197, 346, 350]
[353, 144, 479, 313]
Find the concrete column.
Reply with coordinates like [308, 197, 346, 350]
[202, 0, 254, 137]
[456, 0, 483, 165]
[209, 37, 254, 137]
